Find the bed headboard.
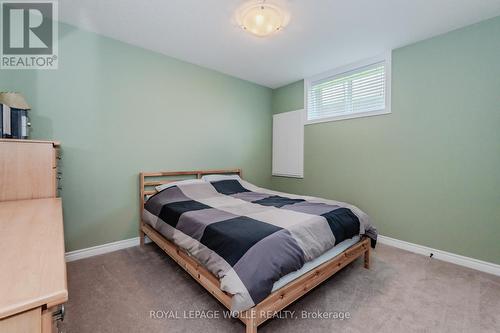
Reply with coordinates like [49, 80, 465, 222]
[139, 168, 242, 212]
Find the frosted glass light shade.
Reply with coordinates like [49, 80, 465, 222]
[236, 2, 289, 37]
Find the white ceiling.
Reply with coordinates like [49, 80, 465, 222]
[59, 0, 500, 88]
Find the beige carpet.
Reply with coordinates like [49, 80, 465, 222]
[61, 243, 500, 333]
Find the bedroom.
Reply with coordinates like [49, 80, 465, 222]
[0, 0, 499, 332]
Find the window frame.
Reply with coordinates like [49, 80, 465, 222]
[304, 52, 392, 125]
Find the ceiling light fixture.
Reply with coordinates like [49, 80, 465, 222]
[236, 1, 290, 37]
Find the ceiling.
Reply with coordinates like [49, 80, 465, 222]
[59, 0, 500, 88]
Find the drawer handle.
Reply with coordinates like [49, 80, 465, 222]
[53, 304, 65, 322]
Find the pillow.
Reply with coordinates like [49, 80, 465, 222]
[201, 174, 242, 182]
[155, 179, 205, 192]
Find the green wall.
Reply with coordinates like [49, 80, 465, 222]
[271, 17, 500, 264]
[2, 17, 498, 264]
[1, 23, 273, 251]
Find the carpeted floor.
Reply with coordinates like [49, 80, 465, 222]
[61, 243, 500, 333]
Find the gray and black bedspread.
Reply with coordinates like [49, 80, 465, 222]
[143, 179, 377, 312]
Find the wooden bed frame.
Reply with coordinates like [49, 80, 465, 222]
[139, 169, 370, 333]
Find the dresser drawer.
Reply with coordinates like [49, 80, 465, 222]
[0, 139, 60, 201]
[0, 305, 64, 333]
[0, 308, 42, 333]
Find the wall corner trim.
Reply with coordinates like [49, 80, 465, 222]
[378, 235, 500, 276]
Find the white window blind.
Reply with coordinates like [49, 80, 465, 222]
[306, 55, 391, 123]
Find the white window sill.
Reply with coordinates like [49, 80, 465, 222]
[305, 109, 391, 125]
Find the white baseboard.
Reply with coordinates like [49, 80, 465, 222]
[65, 234, 499, 277]
[378, 235, 500, 276]
[65, 236, 151, 262]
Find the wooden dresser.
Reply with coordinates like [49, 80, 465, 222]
[0, 139, 67, 333]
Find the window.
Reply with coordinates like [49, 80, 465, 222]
[305, 53, 391, 124]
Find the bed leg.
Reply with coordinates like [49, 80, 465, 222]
[246, 318, 257, 333]
[364, 243, 371, 269]
[139, 225, 145, 247]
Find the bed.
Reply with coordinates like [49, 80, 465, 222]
[139, 169, 376, 333]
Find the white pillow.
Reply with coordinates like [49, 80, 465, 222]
[201, 174, 242, 182]
[155, 179, 205, 192]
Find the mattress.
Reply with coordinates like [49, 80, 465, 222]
[271, 235, 360, 292]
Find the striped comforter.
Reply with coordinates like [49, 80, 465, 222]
[143, 179, 377, 312]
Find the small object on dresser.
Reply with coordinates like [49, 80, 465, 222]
[0, 92, 31, 139]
